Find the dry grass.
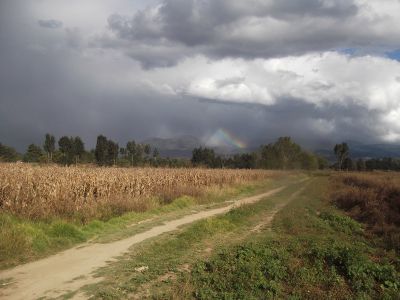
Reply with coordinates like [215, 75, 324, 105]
[0, 163, 276, 222]
[331, 172, 400, 252]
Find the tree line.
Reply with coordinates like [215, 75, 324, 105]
[0, 134, 187, 168]
[333, 142, 400, 171]
[2, 135, 400, 171]
[192, 137, 328, 170]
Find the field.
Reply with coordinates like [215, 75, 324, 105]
[331, 172, 400, 252]
[0, 163, 273, 222]
[1, 167, 400, 299]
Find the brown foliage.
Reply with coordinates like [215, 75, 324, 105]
[0, 163, 275, 222]
[331, 172, 400, 252]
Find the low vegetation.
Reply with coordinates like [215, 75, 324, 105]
[172, 175, 400, 299]
[331, 172, 400, 253]
[0, 164, 281, 268]
[0, 164, 273, 222]
[83, 175, 400, 299]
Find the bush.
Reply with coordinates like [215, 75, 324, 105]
[331, 174, 400, 252]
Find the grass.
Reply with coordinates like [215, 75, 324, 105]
[0, 176, 292, 270]
[78, 173, 399, 299]
[178, 175, 400, 300]
[79, 177, 307, 299]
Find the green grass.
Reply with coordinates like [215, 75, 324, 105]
[179, 176, 400, 300]
[80, 177, 307, 299]
[79, 174, 399, 299]
[0, 177, 291, 270]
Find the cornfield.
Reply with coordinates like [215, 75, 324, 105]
[0, 163, 275, 222]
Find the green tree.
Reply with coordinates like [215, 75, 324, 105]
[274, 137, 302, 169]
[119, 147, 126, 157]
[95, 135, 109, 166]
[343, 157, 355, 171]
[299, 151, 318, 170]
[191, 147, 217, 167]
[58, 136, 74, 165]
[136, 144, 144, 163]
[72, 136, 85, 164]
[144, 144, 151, 157]
[23, 144, 44, 163]
[0, 142, 20, 162]
[153, 147, 159, 159]
[126, 140, 137, 166]
[356, 158, 366, 171]
[317, 156, 329, 170]
[260, 144, 279, 169]
[107, 140, 119, 165]
[43, 134, 56, 163]
[334, 143, 349, 170]
[259, 137, 319, 170]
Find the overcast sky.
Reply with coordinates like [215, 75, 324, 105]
[1, 0, 400, 151]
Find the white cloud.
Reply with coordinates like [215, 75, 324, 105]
[3, 0, 400, 145]
[141, 52, 400, 141]
[169, 52, 399, 110]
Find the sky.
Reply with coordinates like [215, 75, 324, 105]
[1, 0, 400, 151]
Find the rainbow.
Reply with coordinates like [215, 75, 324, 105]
[207, 129, 247, 149]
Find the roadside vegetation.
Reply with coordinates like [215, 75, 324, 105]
[79, 174, 399, 300]
[0, 164, 273, 221]
[0, 168, 285, 269]
[331, 172, 400, 253]
[2, 132, 400, 299]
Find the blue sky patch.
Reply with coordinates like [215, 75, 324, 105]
[386, 49, 400, 61]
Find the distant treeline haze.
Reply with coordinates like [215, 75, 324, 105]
[0, 134, 399, 171]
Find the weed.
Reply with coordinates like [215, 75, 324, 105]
[331, 173, 400, 252]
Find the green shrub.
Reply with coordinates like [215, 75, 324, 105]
[319, 212, 363, 234]
[191, 242, 288, 299]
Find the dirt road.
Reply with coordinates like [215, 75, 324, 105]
[0, 185, 289, 300]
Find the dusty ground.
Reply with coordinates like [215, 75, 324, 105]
[0, 186, 288, 300]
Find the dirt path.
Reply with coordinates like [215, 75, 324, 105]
[251, 183, 308, 233]
[0, 185, 288, 300]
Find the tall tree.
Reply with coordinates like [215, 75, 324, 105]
[136, 144, 144, 162]
[58, 136, 74, 165]
[259, 137, 319, 170]
[119, 147, 126, 157]
[107, 140, 119, 165]
[191, 147, 217, 167]
[95, 135, 108, 166]
[72, 136, 85, 164]
[334, 143, 349, 170]
[0, 142, 20, 162]
[152, 147, 159, 159]
[126, 140, 136, 166]
[23, 144, 44, 163]
[43, 133, 56, 163]
[144, 144, 151, 157]
[274, 137, 302, 169]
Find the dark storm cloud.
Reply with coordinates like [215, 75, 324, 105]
[38, 19, 63, 29]
[193, 95, 379, 149]
[0, 35, 376, 152]
[103, 0, 367, 67]
[1, 0, 400, 152]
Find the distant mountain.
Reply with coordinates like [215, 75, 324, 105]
[142, 135, 255, 158]
[316, 141, 400, 161]
[142, 135, 202, 158]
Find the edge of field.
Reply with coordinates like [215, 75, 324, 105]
[0, 172, 304, 270]
[77, 173, 399, 300]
